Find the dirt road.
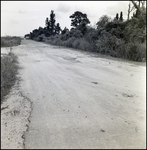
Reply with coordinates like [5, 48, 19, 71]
[1, 40, 146, 149]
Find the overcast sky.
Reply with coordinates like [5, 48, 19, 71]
[1, 1, 133, 37]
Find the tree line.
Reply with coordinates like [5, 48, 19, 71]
[25, 1, 146, 62]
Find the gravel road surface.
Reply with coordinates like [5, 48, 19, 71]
[1, 40, 146, 149]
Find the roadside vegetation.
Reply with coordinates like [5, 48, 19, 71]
[1, 36, 21, 102]
[25, 1, 146, 62]
[1, 36, 21, 47]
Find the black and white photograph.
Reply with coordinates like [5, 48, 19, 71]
[1, 1, 146, 149]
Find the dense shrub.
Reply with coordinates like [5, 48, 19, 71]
[96, 31, 115, 54]
[71, 38, 92, 51]
[1, 52, 19, 102]
[72, 29, 83, 38]
[64, 37, 76, 47]
[125, 42, 146, 61]
[52, 37, 63, 46]
[96, 30, 128, 57]
[34, 36, 43, 42]
[1, 36, 21, 47]
[78, 38, 91, 51]
[72, 38, 81, 49]
[60, 31, 71, 41]
[28, 4, 146, 62]
[84, 27, 99, 43]
[36, 34, 46, 42]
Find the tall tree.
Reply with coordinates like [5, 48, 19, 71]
[123, 1, 146, 44]
[116, 13, 119, 20]
[127, 1, 135, 20]
[119, 11, 123, 22]
[77, 21, 87, 35]
[69, 11, 90, 28]
[130, 1, 146, 18]
[96, 15, 111, 29]
[45, 17, 49, 30]
[131, 0, 145, 12]
[49, 10, 56, 35]
[55, 23, 61, 35]
[62, 27, 69, 34]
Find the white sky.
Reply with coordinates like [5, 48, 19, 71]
[1, 1, 133, 37]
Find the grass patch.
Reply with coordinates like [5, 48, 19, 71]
[1, 52, 19, 102]
[1, 36, 21, 47]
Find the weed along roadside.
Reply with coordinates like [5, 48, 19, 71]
[1, 36, 22, 102]
[1, 36, 33, 149]
[1, 52, 19, 102]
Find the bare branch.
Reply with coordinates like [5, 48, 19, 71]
[131, 0, 141, 13]
[127, 1, 135, 20]
[141, 1, 145, 7]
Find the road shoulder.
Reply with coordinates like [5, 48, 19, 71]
[1, 79, 32, 149]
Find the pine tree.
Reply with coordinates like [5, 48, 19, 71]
[45, 17, 49, 29]
[55, 23, 61, 35]
[119, 11, 123, 22]
[62, 27, 69, 34]
[116, 13, 119, 20]
[49, 10, 56, 35]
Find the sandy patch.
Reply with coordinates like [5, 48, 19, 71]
[1, 79, 32, 149]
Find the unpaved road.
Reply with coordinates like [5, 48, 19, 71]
[1, 40, 146, 149]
